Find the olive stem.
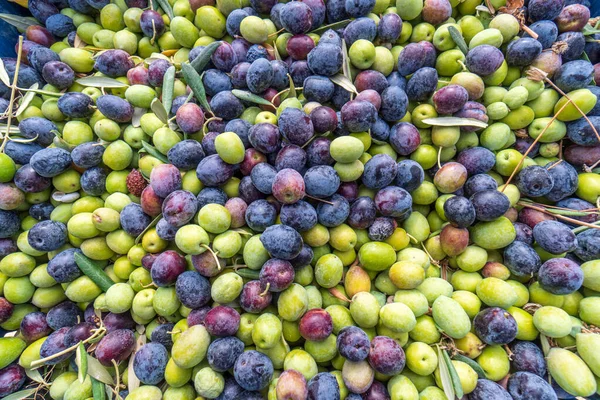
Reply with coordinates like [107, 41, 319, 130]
[518, 202, 600, 230]
[328, 287, 352, 303]
[31, 328, 107, 368]
[304, 194, 334, 205]
[587, 157, 600, 170]
[259, 283, 270, 297]
[112, 359, 122, 399]
[571, 220, 600, 234]
[539, 70, 600, 143]
[200, 244, 221, 270]
[501, 100, 570, 192]
[406, 233, 419, 244]
[0, 36, 23, 153]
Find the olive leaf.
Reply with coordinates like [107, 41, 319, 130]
[2, 388, 37, 400]
[232, 89, 275, 108]
[341, 39, 353, 82]
[330, 73, 358, 94]
[475, 4, 492, 13]
[0, 124, 20, 134]
[422, 117, 489, 129]
[453, 354, 487, 379]
[0, 13, 37, 32]
[442, 349, 464, 398]
[76, 76, 129, 88]
[155, 0, 174, 20]
[19, 87, 63, 97]
[448, 26, 469, 55]
[235, 268, 260, 279]
[181, 62, 212, 113]
[151, 98, 169, 124]
[190, 40, 222, 73]
[288, 74, 296, 98]
[583, 24, 600, 36]
[92, 377, 105, 400]
[127, 333, 146, 393]
[15, 83, 38, 117]
[437, 347, 455, 400]
[74, 252, 115, 292]
[135, 213, 162, 244]
[52, 191, 81, 203]
[147, 52, 171, 62]
[0, 58, 11, 87]
[162, 66, 176, 116]
[25, 368, 47, 384]
[76, 342, 88, 383]
[272, 43, 282, 61]
[540, 334, 551, 356]
[311, 19, 352, 35]
[132, 107, 145, 128]
[141, 140, 169, 163]
[86, 356, 115, 385]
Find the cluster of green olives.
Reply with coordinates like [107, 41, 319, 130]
[0, 0, 599, 399]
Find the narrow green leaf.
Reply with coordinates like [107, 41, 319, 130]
[236, 268, 260, 279]
[155, 0, 174, 20]
[104, 384, 112, 400]
[132, 107, 145, 128]
[141, 140, 169, 163]
[147, 52, 170, 62]
[0, 124, 20, 134]
[190, 41, 222, 73]
[475, 4, 492, 13]
[311, 19, 352, 35]
[76, 342, 88, 383]
[329, 73, 358, 94]
[74, 252, 115, 292]
[232, 89, 275, 108]
[162, 66, 176, 116]
[448, 26, 469, 55]
[151, 98, 168, 124]
[92, 377, 105, 400]
[128, 333, 146, 393]
[422, 117, 489, 129]
[18, 87, 62, 97]
[0, 14, 37, 32]
[443, 349, 464, 398]
[76, 76, 129, 88]
[2, 388, 36, 400]
[453, 354, 487, 379]
[582, 51, 591, 63]
[16, 83, 38, 117]
[540, 334, 551, 356]
[341, 39, 352, 82]
[546, 208, 593, 217]
[437, 347, 455, 400]
[272, 43, 282, 61]
[287, 74, 296, 98]
[25, 368, 46, 384]
[583, 24, 600, 36]
[0, 58, 11, 87]
[87, 356, 115, 385]
[135, 213, 162, 244]
[181, 62, 212, 113]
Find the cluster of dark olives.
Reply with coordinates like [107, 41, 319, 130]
[0, 0, 600, 399]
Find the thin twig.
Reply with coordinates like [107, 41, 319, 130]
[502, 100, 570, 191]
[518, 202, 600, 230]
[0, 36, 24, 153]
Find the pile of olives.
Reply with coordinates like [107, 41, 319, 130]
[0, 0, 599, 398]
